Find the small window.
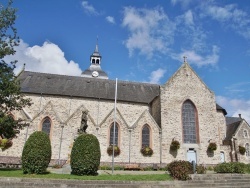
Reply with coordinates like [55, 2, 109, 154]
[142, 125, 150, 147]
[109, 122, 119, 146]
[246, 143, 250, 157]
[92, 59, 95, 64]
[42, 117, 51, 136]
[96, 59, 100, 64]
[244, 130, 248, 138]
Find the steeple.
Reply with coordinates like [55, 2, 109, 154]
[90, 38, 101, 65]
[81, 39, 108, 79]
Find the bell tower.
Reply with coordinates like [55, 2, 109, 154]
[81, 39, 108, 79]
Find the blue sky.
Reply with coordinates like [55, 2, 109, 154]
[3, 0, 250, 122]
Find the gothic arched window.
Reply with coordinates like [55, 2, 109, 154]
[142, 125, 150, 147]
[109, 122, 119, 146]
[182, 100, 199, 143]
[246, 143, 250, 157]
[42, 117, 51, 136]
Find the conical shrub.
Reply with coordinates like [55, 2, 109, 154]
[21, 131, 51, 174]
[71, 134, 101, 175]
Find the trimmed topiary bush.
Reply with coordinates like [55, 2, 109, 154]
[214, 162, 246, 173]
[71, 134, 101, 176]
[167, 160, 193, 180]
[22, 131, 51, 174]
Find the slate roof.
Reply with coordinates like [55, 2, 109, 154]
[18, 71, 160, 104]
[216, 104, 227, 115]
[225, 117, 242, 140]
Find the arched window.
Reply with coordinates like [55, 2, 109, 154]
[109, 122, 119, 146]
[96, 59, 100, 64]
[182, 100, 198, 143]
[142, 125, 150, 147]
[92, 59, 95, 64]
[246, 143, 250, 157]
[42, 117, 51, 136]
[244, 130, 248, 138]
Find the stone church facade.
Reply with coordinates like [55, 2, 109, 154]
[1, 44, 250, 167]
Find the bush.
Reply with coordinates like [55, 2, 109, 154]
[0, 138, 13, 151]
[170, 140, 180, 151]
[71, 134, 101, 176]
[107, 145, 120, 157]
[140, 146, 153, 156]
[196, 164, 206, 174]
[207, 142, 217, 151]
[21, 131, 51, 174]
[167, 160, 192, 180]
[239, 146, 246, 155]
[214, 162, 246, 173]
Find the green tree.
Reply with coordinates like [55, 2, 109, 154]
[0, 0, 31, 141]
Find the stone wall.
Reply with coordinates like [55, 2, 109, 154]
[1, 93, 161, 165]
[234, 120, 250, 163]
[160, 63, 222, 165]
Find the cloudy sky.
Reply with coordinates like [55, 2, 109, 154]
[3, 0, 250, 122]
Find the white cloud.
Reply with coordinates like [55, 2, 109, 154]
[183, 10, 194, 26]
[200, 2, 250, 39]
[122, 6, 175, 58]
[149, 68, 166, 84]
[4, 40, 82, 76]
[106, 16, 115, 24]
[81, 1, 98, 16]
[172, 45, 220, 67]
[216, 96, 250, 123]
[171, 0, 194, 8]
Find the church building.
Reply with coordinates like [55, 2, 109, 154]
[1, 43, 250, 167]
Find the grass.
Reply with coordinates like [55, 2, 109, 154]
[0, 169, 171, 181]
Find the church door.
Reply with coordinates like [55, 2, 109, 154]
[220, 152, 225, 163]
[187, 149, 197, 164]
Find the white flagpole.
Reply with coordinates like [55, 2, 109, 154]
[112, 78, 118, 174]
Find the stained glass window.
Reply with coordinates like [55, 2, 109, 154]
[42, 117, 51, 136]
[182, 100, 197, 143]
[109, 123, 118, 146]
[246, 143, 250, 157]
[142, 125, 150, 147]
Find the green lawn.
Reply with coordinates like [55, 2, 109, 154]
[0, 169, 171, 181]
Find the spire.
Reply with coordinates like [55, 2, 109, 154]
[94, 36, 99, 53]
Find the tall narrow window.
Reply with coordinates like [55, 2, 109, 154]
[42, 117, 51, 136]
[142, 125, 150, 147]
[246, 143, 250, 157]
[182, 100, 198, 143]
[244, 130, 248, 138]
[109, 122, 119, 146]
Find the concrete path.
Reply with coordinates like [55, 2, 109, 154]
[47, 164, 167, 175]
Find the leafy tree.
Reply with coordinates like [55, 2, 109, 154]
[0, 0, 31, 140]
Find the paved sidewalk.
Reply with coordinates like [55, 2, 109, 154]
[47, 164, 167, 175]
